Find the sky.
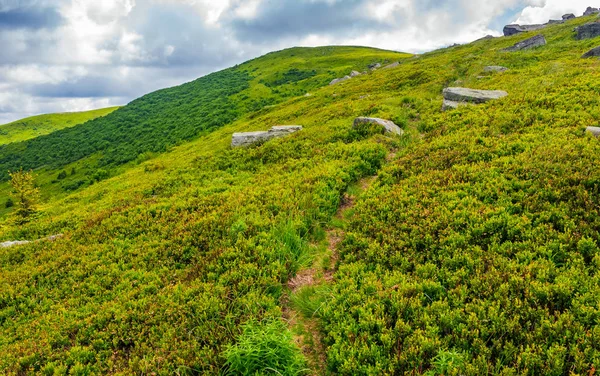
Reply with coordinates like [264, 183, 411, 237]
[0, 0, 596, 124]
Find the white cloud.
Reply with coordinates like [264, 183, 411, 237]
[515, 0, 597, 23]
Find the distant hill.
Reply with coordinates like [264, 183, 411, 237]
[0, 107, 120, 145]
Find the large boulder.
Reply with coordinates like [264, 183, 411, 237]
[582, 46, 600, 57]
[349, 70, 361, 77]
[353, 117, 404, 136]
[584, 7, 600, 16]
[503, 35, 546, 51]
[484, 66, 509, 72]
[232, 126, 302, 147]
[563, 13, 576, 20]
[587, 126, 600, 137]
[443, 87, 508, 104]
[576, 22, 600, 39]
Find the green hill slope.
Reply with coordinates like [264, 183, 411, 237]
[2, 16, 600, 375]
[0, 47, 407, 182]
[0, 107, 120, 145]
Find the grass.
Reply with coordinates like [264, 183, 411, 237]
[0, 107, 120, 145]
[2, 14, 600, 375]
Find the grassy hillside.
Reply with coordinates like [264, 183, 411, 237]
[0, 47, 406, 182]
[0, 107, 120, 145]
[2, 15, 600, 375]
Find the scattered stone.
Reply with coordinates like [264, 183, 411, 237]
[563, 13, 576, 20]
[484, 66, 509, 72]
[231, 126, 302, 147]
[350, 70, 361, 77]
[442, 100, 469, 111]
[443, 87, 508, 104]
[383, 62, 400, 69]
[582, 46, 600, 57]
[304, 93, 312, 97]
[0, 240, 30, 248]
[329, 75, 351, 86]
[353, 117, 404, 136]
[0, 234, 63, 249]
[503, 35, 546, 52]
[547, 20, 565, 25]
[369, 63, 382, 70]
[576, 22, 600, 40]
[583, 6, 600, 16]
[503, 24, 546, 36]
[587, 126, 600, 136]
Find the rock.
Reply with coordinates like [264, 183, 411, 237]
[563, 13, 576, 20]
[443, 87, 508, 104]
[503, 35, 546, 52]
[231, 126, 302, 147]
[383, 62, 400, 69]
[576, 22, 600, 40]
[484, 66, 509, 72]
[503, 24, 545, 36]
[547, 20, 565, 25]
[0, 240, 30, 248]
[584, 7, 600, 16]
[368, 63, 382, 70]
[582, 46, 600, 57]
[587, 126, 600, 137]
[349, 70, 361, 77]
[353, 117, 404, 136]
[329, 75, 351, 86]
[474, 35, 495, 42]
[442, 100, 469, 111]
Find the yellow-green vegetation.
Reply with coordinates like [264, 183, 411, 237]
[0, 107, 120, 145]
[2, 14, 600, 375]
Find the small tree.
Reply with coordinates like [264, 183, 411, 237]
[9, 169, 40, 223]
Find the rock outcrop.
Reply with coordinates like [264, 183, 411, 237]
[582, 46, 600, 57]
[231, 126, 302, 147]
[584, 7, 600, 16]
[353, 117, 404, 136]
[587, 126, 600, 137]
[350, 70, 361, 77]
[503, 24, 545, 36]
[484, 66, 509, 72]
[442, 87, 508, 111]
[383, 62, 400, 69]
[368, 63, 382, 70]
[563, 13, 576, 20]
[503, 35, 546, 51]
[576, 22, 600, 40]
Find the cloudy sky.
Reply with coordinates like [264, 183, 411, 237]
[0, 0, 595, 124]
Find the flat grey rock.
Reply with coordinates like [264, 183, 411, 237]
[563, 13, 576, 20]
[443, 87, 508, 104]
[383, 62, 400, 69]
[353, 117, 404, 136]
[584, 7, 599, 16]
[582, 46, 600, 58]
[231, 126, 303, 147]
[503, 24, 545, 36]
[350, 70, 361, 77]
[587, 126, 600, 137]
[484, 66, 509, 72]
[576, 22, 600, 40]
[503, 34, 546, 52]
[0, 240, 30, 248]
[329, 75, 351, 86]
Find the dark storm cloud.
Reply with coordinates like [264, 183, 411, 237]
[0, 6, 64, 30]
[224, 0, 399, 42]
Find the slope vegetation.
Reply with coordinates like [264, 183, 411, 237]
[0, 107, 119, 145]
[2, 15, 600, 375]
